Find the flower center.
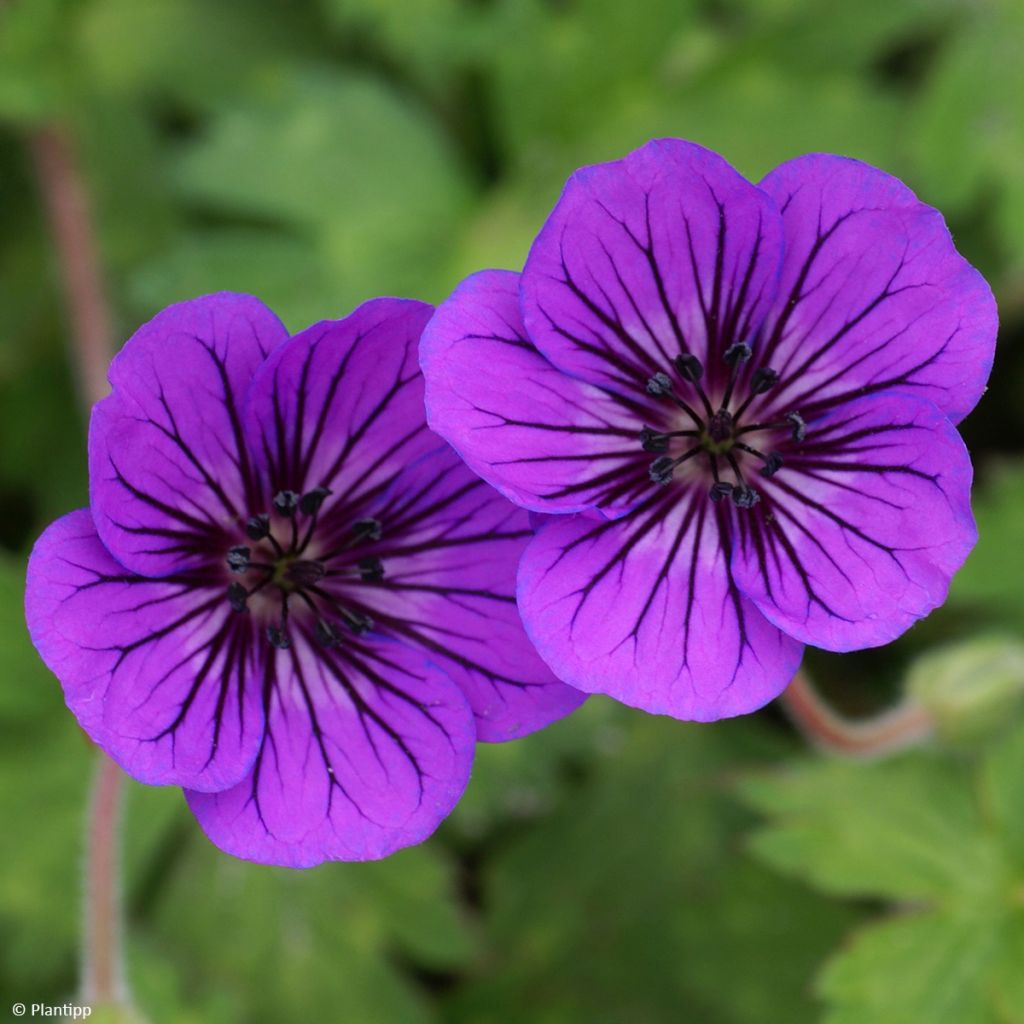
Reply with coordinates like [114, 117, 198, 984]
[641, 344, 807, 508]
[222, 486, 385, 649]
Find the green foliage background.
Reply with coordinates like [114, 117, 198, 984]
[1, 0, 1023, 1021]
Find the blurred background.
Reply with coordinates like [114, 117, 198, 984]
[2, 0, 1024, 1021]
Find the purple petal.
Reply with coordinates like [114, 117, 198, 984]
[516, 496, 804, 721]
[186, 638, 475, 867]
[320, 445, 586, 742]
[421, 269, 652, 516]
[25, 509, 264, 791]
[244, 298, 439, 509]
[755, 154, 997, 426]
[89, 293, 288, 577]
[731, 393, 977, 651]
[520, 138, 783, 397]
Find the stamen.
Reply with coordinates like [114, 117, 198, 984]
[732, 486, 760, 508]
[640, 427, 669, 453]
[723, 343, 752, 365]
[273, 490, 300, 516]
[750, 367, 779, 394]
[352, 517, 383, 542]
[648, 446, 702, 486]
[785, 411, 807, 442]
[709, 482, 734, 502]
[266, 624, 291, 649]
[299, 486, 332, 516]
[245, 514, 270, 540]
[315, 618, 342, 648]
[673, 353, 704, 381]
[734, 442, 784, 478]
[645, 372, 673, 397]
[227, 582, 248, 612]
[357, 557, 385, 582]
[227, 546, 250, 573]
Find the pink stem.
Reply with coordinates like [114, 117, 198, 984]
[779, 671, 933, 758]
[30, 123, 126, 1005]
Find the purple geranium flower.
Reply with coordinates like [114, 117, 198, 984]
[421, 139, 997, 721]
[26, 293, 583, 867]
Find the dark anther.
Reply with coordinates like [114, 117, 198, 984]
[227, 546, 250, 573]
[709, 482, 734, 503]
[640, 426, 668, 453]
[245, 514, 270, 540]
[352, 517, 383, 542]
[731, 486, 761, 509]
[724, 342, 752, 365]
[273, 490, 300, 516]
[285, 559, 326, 588]
[785, 411, 807, 442]
[266, 625, 292, 649]
[645, 372, 673, 397]
[750, 367, 780, 394]
[299, 486, 332, 516]
[707, 409, 734, 443]
[760, 452, 784, 477]
[227, 582, 248, 613]
[673, 353, 704, 381]
[649, 456, 675, 486]
[357, 557, 385, 582]
[346, 611, 374, 635]
[315, 619, 342, 648]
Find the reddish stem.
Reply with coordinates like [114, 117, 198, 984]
[30, 123, 126, 1006]
[779, 671, 933, 758]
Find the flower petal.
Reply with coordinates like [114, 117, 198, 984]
[320, 445, 586, 742]
[89, 293, 288, 576]
[521, 138, 783, 396]
[516, 496, 803, 721]
[755, 154, 997, 426]
[25, 510, 265, 791]
[244, 298, 439, 512]
[186, 638, 475, 867]
[731, 393, 977, 651]
[421, 269, 652, 516]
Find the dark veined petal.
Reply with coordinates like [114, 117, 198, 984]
[754, 154, 997, 426]
[90, 293, 289, 576]
[186, 637, 475, 867]
[521, 138, 783, 397]
[731, 393, 977, 651]
[421, 269, 652, 517]
[516, 495, 804, 721]
[25, 510, 265, 791]
[319, 445, 586, 742]
[244, 297, 440, 509]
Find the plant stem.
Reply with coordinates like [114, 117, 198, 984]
[82, 756, 126, 1006]
[29, 124, 113, 408]
[30, 122, 127, 1007]
[779, 671, 933, 758]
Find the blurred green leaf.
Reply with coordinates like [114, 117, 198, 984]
[173, 68, 470, 311]
[947, 462, 1024, 623]
[447, 716, 856, 1024]
[742, 722, 1024, 1023]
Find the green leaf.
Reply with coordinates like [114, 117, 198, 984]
[744, 720, 1024, 1023]
[447, 715, 856, 1024]
[173, 68, 471, 311]
[946, 462, 1024, 622]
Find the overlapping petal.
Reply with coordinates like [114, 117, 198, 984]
[521, 138, 783, 397]
[26, 510, 264, 791]
[517, 496, 804, 720]
[731, 393, 977, 651]
[245, 298, 439, 508]
[90, 294, 288, 576]
[319, 445, 586, 741]
[421, 269, 651, 516]
[755, 155, 997, 426]
[187, 638, 474, 867]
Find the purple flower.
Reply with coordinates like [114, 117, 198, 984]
[421, 140, 997, 721]
[25, 293, 583, 867]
